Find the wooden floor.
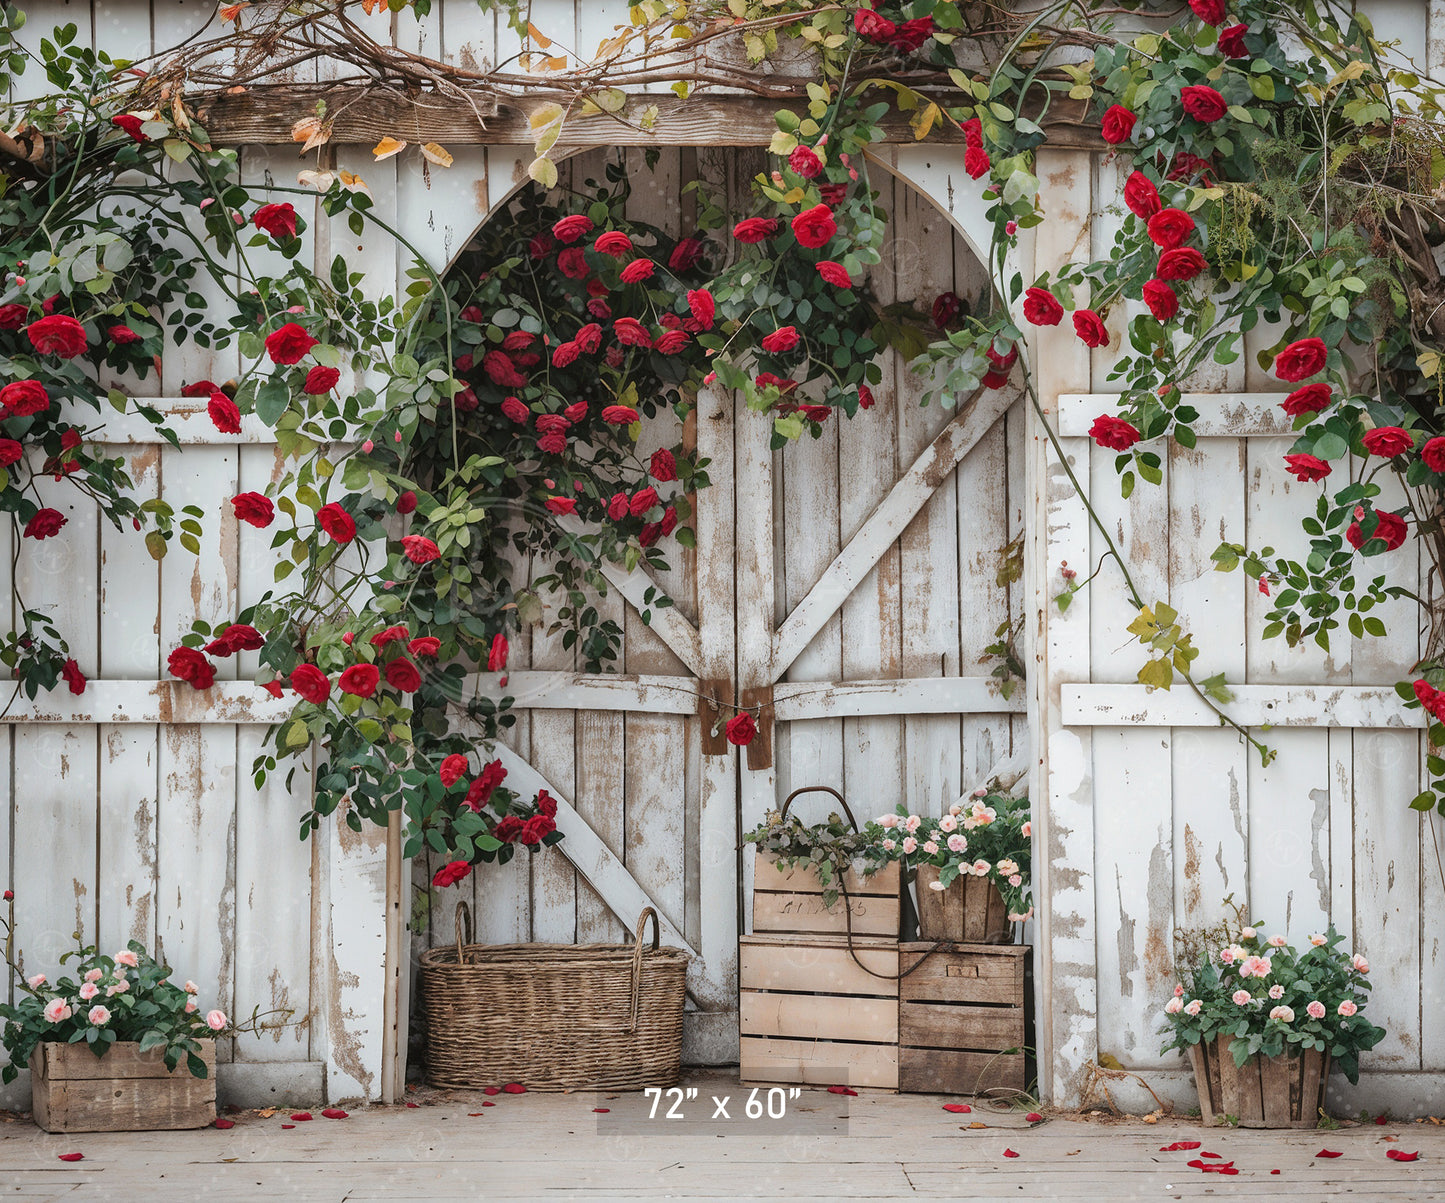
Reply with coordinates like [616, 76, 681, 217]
[2, 1070, 1444, 1201]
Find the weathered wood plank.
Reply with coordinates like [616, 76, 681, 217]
[740, 991, 899, 1044]
[1058, 392, 1294, 438]
[1063, 683, 1423, 728]
[737, 936, 898, 998]
[739, 1036, 898, 1090]
[750, 890, 900, 938]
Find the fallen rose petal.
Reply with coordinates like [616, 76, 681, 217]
[1317, 1149, 1343, 1158]
[593, 1108, 610, 1113]
[290, 1112, 313, 1121]
[502, 1083, 527, 1094]
[214, 1119, 235, 1129]
[1160, 1140, 1202, 1151]
[405, 1102, 419, 1109]
[1214, 1167, 1240, 1175]
[482, 1102, 495, 1107]
[321, 1108, 348, 1119]
[482, 1087, 501, 1096]
[1003, 1148, 1019, 1158]
[827, 1085, 858, 1096]
[282, 1123, 295, 1129]
[943, 1103, 972, 1113]
[1386, 1150, 1420, 1161]
[1200, 1151, 1221, 1159]
[1271, 1169, 1280, 1175]
[468, 1112, 484, 1117]
[1187, 1159, 1208, 1169]
[1025, 1112, 1043, 1122]
[57, 1153, 84, 1162]
[1376, 1115, 1389, 1125]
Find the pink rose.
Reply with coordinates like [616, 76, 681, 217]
[1338, 1000, 1358, 1017]
[1022, 822, 1031, 838]
[947, 834, 968, 853]
[1269, 1005, 1295, 1023]
[84, 968, 102, 983]
[79, 982, 99, 1000]
[185, 1000, 198, 1014]
[1267, 934, 1288, 948]
[26, 973, 45, 988]
[922, 840, 939, 855]
[1008, 873, 1023, 887]
[877, 814, 899, 829]
[1165, 997, 1183, 1015]
[1232, 989, 1252, 1005]
[88, 1005, 112, 1025]
[1306, 1001, 1326, 1020]
[1174, 985, 1185, 997]
[206, 1010, 228, 1031]
[1184, 1000, 1202, 1016]
[901, 836, 918, 854]
[114, 950, 139, 968]
[1239, 955, 1272, 979]
[881, 838, 896, 852]
[904, 815, 922, 833]
[1268, 984, 1284, 1000]
[1309, 934, 1327, 947]
[1352, 954, 1369, 974]
[43, 998, 72, 1023]
[971, 859, 991, 876]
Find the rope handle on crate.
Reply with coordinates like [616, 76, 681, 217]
[453, 900, 475, 964]
[624, 907, 661, 1034]
[836, 873, 948, 982]
[780, 785, 860, 832]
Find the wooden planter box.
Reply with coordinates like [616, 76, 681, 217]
[752, 854, 901, 939]
[898, 943, 1030, 1095]
[29, 1040, 216, 1133]
[1187, 1036, 1329, 1129]
[739, 933, 899, 1090]
[913, 867, 1011, 943]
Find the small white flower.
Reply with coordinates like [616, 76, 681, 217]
[928, 880, 947, 892]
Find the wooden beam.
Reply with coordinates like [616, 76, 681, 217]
[492, 745, 699, 962]
[470, 670, 699, 713]
[198, 89, 1102, 149]
[1058, 392, 1294, 439]
[770, 384, 1020, 683]
[0, 680, 292, 724]
[772, 676, 1024, 721]
[1063, 683, 1422, 729]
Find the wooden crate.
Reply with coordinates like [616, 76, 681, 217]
[914, 867, 1011, 943]
[739, 934, 899, 1090]
[29, 1040, 217, 1133]
[752, 854, 901, 938]
[898, 943, 1030, 1095]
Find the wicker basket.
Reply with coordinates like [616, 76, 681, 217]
[420, 902, 688, 1091]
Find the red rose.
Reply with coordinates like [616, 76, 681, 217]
[502, 330, 535, 350]
[1422, 437, 1445, 473]
[791, 204, 837, 250]
[687, 289, 715, 331]
[214, 623, 264, 654]
[1273, 338, 1328, 382]
[384, 658, 421, 693]
[252, 203, 298, 239]
[466, 761, 508, 812]
[338, 663, 380, 698]
[1089, 415, 1141, 451]
[535, 786, 557, 818]
[397, 490, 418, 514]
[601, 405, 639, 425]
[1167, 152, 1216, 182]
[482, 350, 527, 387]
[887, 16, 934, 52]
[551, 214, 594, 244]
[488, 633, 508, 673]
[432, 861, 472, 889]
[401, 638, 436, 661]
[788, 145, 823, 179]
[545, 495, 575, 515]
[812, 260, 853, 289]
[520, 814, 556, 845]
[755, 373, 797, 393]
[551, 341, 581, 368]
[401, 534, 440, 564]
[654, 330, 688, 356]
[1181, 85, 1229, 123]
[167, 646, 215, 690]
[761, 326, 800, 354]
[303, 366, 340, 394]
[208, 392, 242, 434]
[1100, 105, 1137, 145]
[1189, 0, 1226, 24]
[1283, 453, 1331, 482]
[181, 380, 219, 397]
[630, 486, 659, 517]
[1156, 247, 1209, 280]
[371, 625, 409, 650]
[818, 183, 848, 206]
[613, 318, 652, 348]
[669, 237, 704, 271]
[26, 315, 86, 358]
[1217, 23, 1249, 57]
[726, 712, 757, 746]
[858, 385, 875, 409]
[265, 322, 318, 365]
[1023, 287, 1064, 326]
[0, 439, 23, 466]
[1347, 509, 1407, 552]
[620, 259, 654, 284]
[316, 503, 356, 543]
[593, 231, 633, 258]
[0, 304, 27, 329]
[661, 506, 678, 536]
[1073, 310, 1109, 348]
[1146, 208, 1196, 250]
[111, 112, 147, 142]
[1142, 279, 1179, 322]
[23, 508, 66, 539]
[853, 7, 896, 43]
[1280, 383, 1332, 417]
[1123, 171, 1162, 220]
[501, 397, 530, 424]
[108, 325, 141, 345]
[1361, 426, 1414, 458]
[536, 431, 565, 455]
[536, 414, 570, 437]
[1, 380, 50, 416]
[439, 753, 469, 787]
[61, 658, 85, 696]
[649, 448, 678, 482]
[290, 663, 330, 705]
[964, 146, 991, 180]
[557, 248, 589, 279]
[733, 217, 779, 244]
[563, 402, 588, 424]
[493, 816, 525, 843]
[606, 492, 629, 521]
[528, 233, 553, 260]
[933, 292, 964, 330]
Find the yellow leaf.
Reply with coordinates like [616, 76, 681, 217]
[372, 136, 406, 160]
[597, 33, 629, 60]
[1329, 60, 1368, 88]
[338, 170, 370, 194]
[528, 155, 558, 189]
[592, 88, 627, 114]
[1420, 351, 1442, 378]
[420, 142, 453, 168]
[526, 21, 552, 48]
[297, 169, 335, 191]
[914, 101, 940, 141]
[292, 116, 331, 153]
[528, 102, 564, 131]
[545, 55, 568, 71]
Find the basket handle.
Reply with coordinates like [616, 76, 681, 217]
[453, 900, 474, 965]
[780, 785, 859, 832]
[624, 907, 660, 1034]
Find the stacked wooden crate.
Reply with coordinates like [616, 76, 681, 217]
[740, 855, 1031, 1093]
